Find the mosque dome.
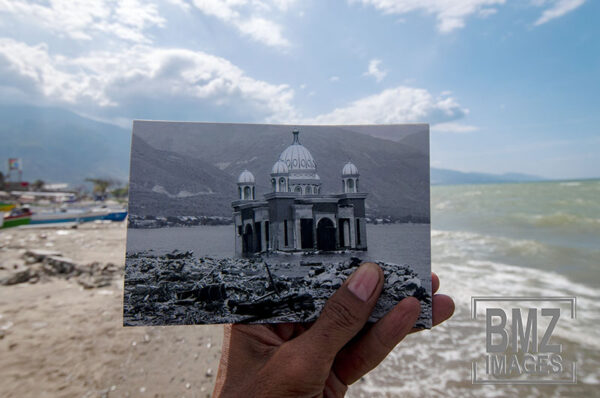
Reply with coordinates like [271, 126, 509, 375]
[342, 162, 359, 176]
[237, 169, 255, 184]
[271, 159, 289, 175]
[279, 130, 317, 172]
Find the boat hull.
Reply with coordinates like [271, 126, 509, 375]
[1, 215, 31, 228]
[29, 209, 128, 225]
[0, 202, 15, 212]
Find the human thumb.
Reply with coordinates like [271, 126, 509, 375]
[292, 262, 384, 363]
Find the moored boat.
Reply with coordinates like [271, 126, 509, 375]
[1, 208, 32, 228]
[29, 207, 127, 225]
[0, 201, 15, 212]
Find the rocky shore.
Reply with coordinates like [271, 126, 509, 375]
[124, 252, 432, 328]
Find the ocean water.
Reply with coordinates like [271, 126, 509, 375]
[126, 223, 430, 282]
[350, 180, 600, 397]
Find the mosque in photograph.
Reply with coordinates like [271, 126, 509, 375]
[231, 130, 368, 256]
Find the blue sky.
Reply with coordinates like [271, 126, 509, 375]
[0, 0, 597, 179]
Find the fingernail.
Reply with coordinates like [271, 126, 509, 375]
[347, 263, 380, 302]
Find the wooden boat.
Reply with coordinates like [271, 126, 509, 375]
[1, 208, 32, 228]
[0, 201, 15, 212]
[29, 207, 127, 225]
[1, 206, 127, 228]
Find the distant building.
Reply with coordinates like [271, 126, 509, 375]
[232, 130, 368, 256]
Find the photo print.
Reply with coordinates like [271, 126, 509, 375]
[124, 122, 432, 328]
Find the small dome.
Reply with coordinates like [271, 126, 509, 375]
[271, 159, 289, 175]
[342, 162, 359, 176]
[237, 169, 255, 184]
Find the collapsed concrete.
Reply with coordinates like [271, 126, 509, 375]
[124, 251, 432, 328]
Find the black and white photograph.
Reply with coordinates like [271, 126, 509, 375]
[124, 122, 432, 327]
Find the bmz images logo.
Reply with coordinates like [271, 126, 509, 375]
[471, 297, 577, 385]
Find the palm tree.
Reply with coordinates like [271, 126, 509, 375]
[31, 179, 45, 191]
[85, 178, 115, 196]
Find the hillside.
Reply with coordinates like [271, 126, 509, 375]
[430, 168, 543, 185]
[128, 135, 236, 217]
[0, 105, 130, 184]
[131, 122, 431, 219]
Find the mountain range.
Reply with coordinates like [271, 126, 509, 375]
[0, 105, 130, 185]
[129, 122, 432, 218]
[1, 104, 544, 196]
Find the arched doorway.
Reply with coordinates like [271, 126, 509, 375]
[317, 217, 336, 251]
[242, 224, 253, 254]
[300, 219, 314, 249]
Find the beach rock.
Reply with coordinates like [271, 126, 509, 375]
[23, 249, 63, 264]
[43, 256, 78, 274]
[1, 269, 33, 285]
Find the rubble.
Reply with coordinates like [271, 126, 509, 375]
[124, 251, 432, 328]
[0, 250, 121, 289]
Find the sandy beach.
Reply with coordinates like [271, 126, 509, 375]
[0, 222, 222, 398]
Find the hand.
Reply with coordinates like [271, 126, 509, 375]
[213, 262, 454, 397]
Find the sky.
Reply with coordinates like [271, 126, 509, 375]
[0, 0, 598, 179]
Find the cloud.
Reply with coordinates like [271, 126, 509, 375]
[0, 0, 165, 43]
[352, 0, 506, 33]
[353, 0, 586, 31]
[303, 86, 468, 124]
[534, 0, 586, 26]
[236, 16, 290, 47]
[329, 76, 340, 82]
[0, 38, 297, 123]
[431, 122, 479, 133]
[364, 59, 387, 82]
[187, 0, 292, 48]
[165, 0, 191, 12]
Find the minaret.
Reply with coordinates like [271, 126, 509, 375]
[341, 161, 359, 193]
[237, 169, 255, 200]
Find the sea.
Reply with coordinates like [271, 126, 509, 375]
[351, 179, 600, 397]
[128, 179, 600, 396]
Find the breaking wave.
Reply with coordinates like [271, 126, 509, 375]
[348, 228, 600, 398]
[511, 212, 600, 230]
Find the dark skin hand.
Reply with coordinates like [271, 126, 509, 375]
[213, 262, 455, 397]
